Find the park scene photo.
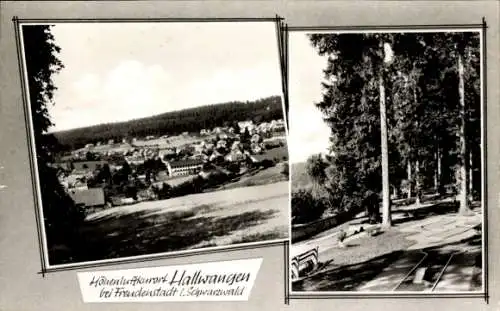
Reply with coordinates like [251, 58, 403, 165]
[19, 21, 289, 267]
[288, 30, 484, 293]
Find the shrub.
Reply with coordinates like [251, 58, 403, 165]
[337, 229, 347, 244]
[227, 162, 241, 174]
[168, 170, 232, 198]
[291, 188, 326, 224]
[261, 159, 275, 168]
[280, 162, 289, 177]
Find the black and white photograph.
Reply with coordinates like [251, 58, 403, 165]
[18, 20, 289, 268]
[288, 29, 484, 293]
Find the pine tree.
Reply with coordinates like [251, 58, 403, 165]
[23, 25, 85, 264]
[309, 33, 392, 222]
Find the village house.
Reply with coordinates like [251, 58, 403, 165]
[137, 188, 157, 201]
[216, 139, 227, 149]
[165, 159, 204, 177]
[270, 119, 286, 133]
[250, 133, 261, 144]
[224, 150, 246, 162]
[194, 143, 205, 155]
[59, 170, 93, 189]
[251, 143, 263, 154]
[237, 120, 253, 132]
[204, 143, 215, 152]
[50, 161, 72, 171]
[209, 150, 224, 162]
[231, 141, 241, 151]
[109, 164, 123, 172]
[159, 148, 176, 159]
[191, 154, 208, 161]
[257, 122, 271, 131]
[125, 155, 145, 165]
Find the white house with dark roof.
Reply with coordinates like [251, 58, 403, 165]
[165, 159, 204, 177]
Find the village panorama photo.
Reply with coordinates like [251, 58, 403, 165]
[288, 29, 484, 294]
[18, 20, 289, 268]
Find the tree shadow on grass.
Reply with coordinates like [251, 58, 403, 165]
[391, 201, 460, 226]
[293, 232, 483, 292]
[293, 250, 405, 292]
[423, 233, 482, 253]
[50, 208, 279, 265]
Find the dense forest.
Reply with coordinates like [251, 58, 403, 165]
[292, 31, 482, 225]
[51, 96, 284, 150]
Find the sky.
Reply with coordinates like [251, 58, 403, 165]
[28, 22, 283, 132]
[288, 32, 331, 164]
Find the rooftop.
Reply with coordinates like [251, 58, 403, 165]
[168, 159, 204, 168]
[68, 188, 105, 207]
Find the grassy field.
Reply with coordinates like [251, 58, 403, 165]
[218, 163, 288, 190]
[53, 181, 289, 265]
[256, 146, 289, 161]
[133, 134, 205, 149]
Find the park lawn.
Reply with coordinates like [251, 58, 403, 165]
[51, 181, 289, 265]
[293, 198, 483, 292]
[319, 228, 416, 267]
[293, 228, 415, 292]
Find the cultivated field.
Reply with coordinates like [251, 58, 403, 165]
[219, 163, 289, 190]
[68, 181, 289, 264]
[133, 134, 206, 149]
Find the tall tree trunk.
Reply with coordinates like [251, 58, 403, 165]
[434, 150, 438, 192]
[407, 160, 412, 199]
[415, 159, 421, 206]
[469, 150, 473, 200]
[437, 146, 442, 194]
[379, 73, 391, 227]
[457, 53, 469, 214]
[412, 84, 421, 206]
[433, 143, 443, 194]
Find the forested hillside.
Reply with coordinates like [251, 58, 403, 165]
[52, 96, 284, 150]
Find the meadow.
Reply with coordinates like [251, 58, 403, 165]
[51, 181, 289, 265]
